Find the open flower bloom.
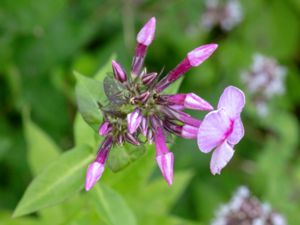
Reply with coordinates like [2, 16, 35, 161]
[84, 17, 219, 191]
[197, 86, 245, 175]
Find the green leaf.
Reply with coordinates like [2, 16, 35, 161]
[163, 77, 183, 95]
[75, 71, 106, 132]
[23, 115, 61, 175]
[89, 184, 137, 225]
[13, 145, 94, 217]
[103, 145, 156, 194]
[136, 170, 193, 214]
[73, 113, 97, 147]
[107, 143, 146, 172]
[0, 211, 40, 225]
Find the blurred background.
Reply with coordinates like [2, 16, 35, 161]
[1, 0, 300, 224]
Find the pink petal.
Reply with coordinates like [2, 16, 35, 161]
[137, 17, 156, 46]
[187, 44, 218, 67]
[210, 141, 234, 175]
[154, 124, 169, 155]
[98, 121, 112, 136]
[227, 117, 244, 145]
[181, 124, 198, 139]
[217, 86, 245, 119]
[127, 108, 142, 134]
[85, 162, 105, 191]
[169, 105, 185, 111]
[197, 108, 231, 153]
[184, 93, 214, 111]
[112, 60, 127, 82]
[156, 152, 174, 186]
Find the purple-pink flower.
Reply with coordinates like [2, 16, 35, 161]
[197, 86, 245, 175]
[84, 17, 244, 191]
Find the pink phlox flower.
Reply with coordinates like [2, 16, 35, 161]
[197, 86, 245, 175]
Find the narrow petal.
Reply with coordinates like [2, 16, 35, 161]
[85, 161, 105, 191]
[147, 129, 154, 144]
[137, 17, 156, 46]
[95, 136, 113, 163]
[156, 152, 174, 186]
[187, 44, 218, 67]
[127, 108, 142, 134]
[197, 108, 231, 153]
[140, 116, 148, 136]
[154, 57, 192, 92]
[162, 106, 201, 127]
[131, 44, 147, 76]
[98, 121, 112, 136]
[155, 44, 217, 93]
[181, 124, 198, 139]
[210, 141, 234, 175]
[217, 86, 245, 119]
[227, 117, 244, 145]
[184, 93, 214, 111]
[134, 91, 150, 103]
[163, 94, 186, 105]
[169, 105, 185, 111]
[125, 133, 140, 145]
[112, 60, 127, 82]
[163, 119, 182, 136]
[154, 124, 169, 155]
[141, 72, 158, 85]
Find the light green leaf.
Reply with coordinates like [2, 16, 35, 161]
[136, 170, 193, 214]
[73, 113, 97, 147]
[137, 214, 200, 225]
[23, 115, 61, 175]
[0, 211, 40, 225]
[89, 184, 136, 225]
[107, 143, 146, 172]
[163, 77, 183, 95]
[103, 145, 156, 194]
[75, 71, 106, 132]
[13, 145, 94, 217]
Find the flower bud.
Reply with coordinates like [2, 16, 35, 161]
[125, 133, 140, 145]
[187, 44, 218, 67]
[184, 93, 213, 111]
[127, 108, 142, 134]
[85, 161, 105, 191]
[112, 60, 127, 83]
[141, 72, 158, 86]
[155, 44, 218, 92]
[98, 121, 112, 136]
[181, 124, 199, 139]
[137, 17, 156, 46]
[156, 152, 174, 186]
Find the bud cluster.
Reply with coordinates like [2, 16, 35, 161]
[201, 0, 243, 31]
[241, 54, 287, 116]
[85, 17, 245, 191]
[211, 186, 287, 225]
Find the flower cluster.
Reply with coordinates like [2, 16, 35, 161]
[241, 54, 287, 116]
[211, 186, 287, 225]
[85, 17, 245, 191]
[201, 0, 243, 31]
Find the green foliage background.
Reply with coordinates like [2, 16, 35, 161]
[0, 0, 300, 224]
